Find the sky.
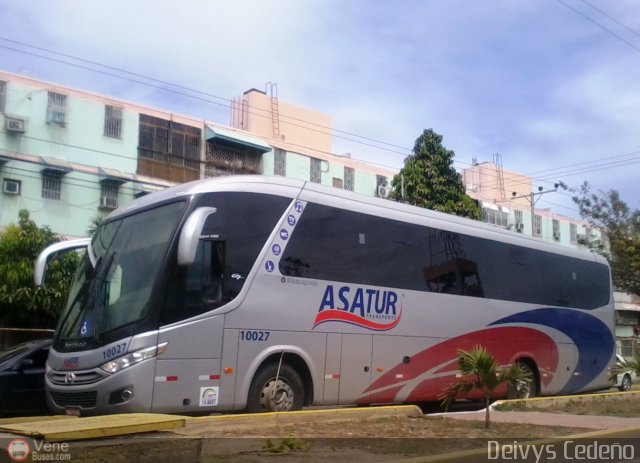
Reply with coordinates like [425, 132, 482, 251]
[0, 0, 638, 219]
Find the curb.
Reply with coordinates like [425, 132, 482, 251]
[490, 389, 640, 410]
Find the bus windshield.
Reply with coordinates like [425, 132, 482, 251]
[56, 201, 186, 345]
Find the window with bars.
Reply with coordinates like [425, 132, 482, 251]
[274, 149, 286, 176]
[344, 166, 354, 191]
[533, 214, 542, 236]
[621, 339, 635, 358]
[514, 209, 524, 231]
[104, 105, 123, 139]
[310, 158, 321, 183]
[570, 223, 578, 244]
[101, 180, 119, 199]
[46, 91, 67, 126]
[42, 171, 62, 200]
[0, 80, 6, 113]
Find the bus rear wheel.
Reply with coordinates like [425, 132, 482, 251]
[247, 363, 304, 413]
[507, 362, 537, 400]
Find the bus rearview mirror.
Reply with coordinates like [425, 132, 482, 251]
[177, 207, 217, 266]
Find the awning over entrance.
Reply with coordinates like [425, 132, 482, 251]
[481, 201, 499, 211]
[614, 292, 640, 312]
[98, 167, 129, 184]
[40, 156, 73, 174]
[205, 126, 271, 153]
[133, 178, 165, 197]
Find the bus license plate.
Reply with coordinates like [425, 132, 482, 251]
[65, 406, 81, 417]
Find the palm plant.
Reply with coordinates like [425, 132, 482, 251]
[438, 345, 533, 429]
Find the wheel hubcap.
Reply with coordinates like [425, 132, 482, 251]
[260, 378, 294, 411]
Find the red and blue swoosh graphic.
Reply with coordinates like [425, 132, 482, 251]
[490, 308, 614, 394]
[313, 307, 402, 331]
[358, 308, 613, 403]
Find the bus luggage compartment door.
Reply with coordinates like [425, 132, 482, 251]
[338, 334, 372, 404]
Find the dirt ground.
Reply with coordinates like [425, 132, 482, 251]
[176, 413, 593, 463]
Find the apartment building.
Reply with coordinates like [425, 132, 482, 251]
[0, 72, 395, 238]
[463, 160, 603, 247]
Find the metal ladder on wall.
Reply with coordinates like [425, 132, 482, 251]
[493, 152, 506, 200]
[266, 81, 280, 139]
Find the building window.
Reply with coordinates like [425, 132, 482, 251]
[0, 80, 6, 113]
[586, 227, 593, 240]
[46, 91, 67, 126]
[104, 105, 123, 139]
[514, 210, 524, 232]
[310, 158, 321, 183]
[482, 207, 508, 227]
[344, 167, 354, 191]
[332, 177, 343, 189]
[552, 219, 560, 241]
[100, 179, 119, 210]
[621, 339, 635, 358]
[376, 175, 389, 197]
[533, 214, 542, 236]
[617, 311, 638, 326]
[274, 149, 286, 176]
[42, 171, 62, 200]
[570, 223, 577, 244]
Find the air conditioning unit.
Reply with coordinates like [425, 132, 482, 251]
[376, 185, 390, 198]
[2, 179, 20, 195]
[4, 116, 26, 133]
[515, 223, 524, 232]
[99, 196, 118, 210]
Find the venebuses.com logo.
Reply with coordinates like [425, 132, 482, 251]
[5, 438, 71, 462]
[6, 439, 30, 462]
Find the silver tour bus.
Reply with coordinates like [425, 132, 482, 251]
[35, 175, 615, 415]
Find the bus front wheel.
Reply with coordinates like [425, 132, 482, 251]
[247, 363, 304, 413]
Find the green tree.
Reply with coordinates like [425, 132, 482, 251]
[390, 129, 481, 220]
[439, 346, 533, 429]
[0, 210, 79, 328]
[572, 182, 640, 295]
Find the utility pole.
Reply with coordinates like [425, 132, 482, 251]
[512, 183, 559, 236]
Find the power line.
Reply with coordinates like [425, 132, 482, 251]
[524, 149, 640, 177]
[578, 0, 640, 40]
[2, 36, 637, 188]
[0, 37, 413, 154]
[555, 0, 640, 53]
[1, 37, 639, 207]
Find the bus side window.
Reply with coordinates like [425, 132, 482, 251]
[162, 240, 225, 324]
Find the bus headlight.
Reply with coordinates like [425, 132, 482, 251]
[100, 342, 167, 374]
